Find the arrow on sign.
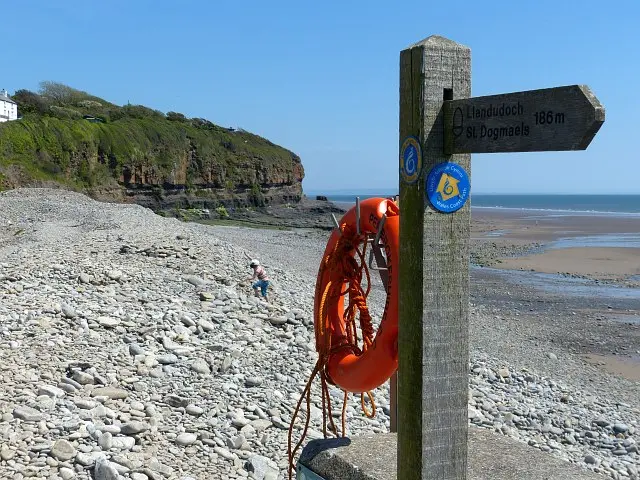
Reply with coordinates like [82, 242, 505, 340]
[444, 85, 605, 154]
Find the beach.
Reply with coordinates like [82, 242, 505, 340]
[470, 207, 639, 385]
[0, 189, 638, 479]
[209, 201, 640, 477]
[214, 198, 640, 393]
[472, 208, 640, 282]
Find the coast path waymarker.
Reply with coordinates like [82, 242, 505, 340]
[397, 36, 604, 479]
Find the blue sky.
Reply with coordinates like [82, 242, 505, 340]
[4, 0, 638, 194]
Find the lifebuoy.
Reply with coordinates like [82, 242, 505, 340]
[313, 197, 399, 393]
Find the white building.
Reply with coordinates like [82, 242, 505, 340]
[0, 89, 17, 122]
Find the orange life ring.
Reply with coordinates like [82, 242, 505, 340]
[313, 197, 399, 393]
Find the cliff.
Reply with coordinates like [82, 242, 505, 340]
[0, 83, 304, 212]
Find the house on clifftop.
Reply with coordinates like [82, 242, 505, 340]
[0, 89, 17, 122]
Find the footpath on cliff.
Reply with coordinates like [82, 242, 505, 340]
[0, 188, 638, 480]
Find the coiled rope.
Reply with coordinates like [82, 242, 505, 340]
[287, 223, 377, 479]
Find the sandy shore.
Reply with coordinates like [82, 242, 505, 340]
[470, 208, 640, 384]
[471, 209, 640, 287]
[498, 247, 640, 280]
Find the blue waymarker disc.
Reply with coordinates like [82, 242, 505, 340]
[425, 162, 470, 213]
[399, 136, 422, 184]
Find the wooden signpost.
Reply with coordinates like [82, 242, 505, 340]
[397, 35, 604, 480]
[444, 85, 604, 154]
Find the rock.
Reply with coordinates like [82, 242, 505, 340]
[199, 292, 213, 301]
[593, 419, 610, 428]
[13, 406, 42, 422]
[232, 416, 251, 428]
[250, 419, 272, 432]
[190, 359, 210, 374]
[101, 425, 122, 435]
[156, 354, 179, 365]
[185, 404, 204, 416]
[164, 394, 189, 408]
[221, 356, 232, 373]
[245, 376, 263, 387]
[198, 319, 215, 332]
[38, 384, 65, 398]
[94, 455, 120, 480]
[246, 454, 279, 480]
[129, 344, 146, 356]
[120, 421, 149, 435]
[130, 474, 149, 480]
[613, 423, 629, 433]
[185, 275, 206, 287]
[241, 423, 257, 439]
[91, 387, 129, 399]
[79, 273, 91, 284]
[59, 466, 76, 479]
[584, 455, 597, 464]
[213, 447, 235, 461]
[149, 458, 174, 477]
[0, 447, 15, 461]
[75, 452, 99, 466]
[546, 352, 558, 360]
[227, 434, 246, 449]
[98, 316, 121, 328]
[98, 432, 114, 450]
[90, 404, 109, 417]
[176, 433, 198, 446]
[111, 436, 135, 450]
[51, 439, 77, 461]
[496, 368, 510, 378]
[269, 316, 287, 326]
[72, 371, 95, 385]
[61, 303, 77, 318]
[107, 270, 123, 281]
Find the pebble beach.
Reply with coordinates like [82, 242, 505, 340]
[0, 188, 638, 480]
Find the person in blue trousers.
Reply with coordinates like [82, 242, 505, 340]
[245, 259, 270, 301]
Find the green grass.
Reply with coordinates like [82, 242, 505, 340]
[0, 85, 302, 196]
[195, 218, 291, 231]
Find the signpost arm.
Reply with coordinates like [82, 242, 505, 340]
[398, 35, 471, 480]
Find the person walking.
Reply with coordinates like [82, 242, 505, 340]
[245, 259, 270, 301]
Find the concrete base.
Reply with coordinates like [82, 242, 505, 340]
[298, 427, 602, 480]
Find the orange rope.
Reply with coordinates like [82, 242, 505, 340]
[287, 224, 381, 478]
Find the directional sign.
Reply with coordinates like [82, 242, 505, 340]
[443, 85, 605, 154]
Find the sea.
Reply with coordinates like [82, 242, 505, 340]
[306, 192, 640, 216]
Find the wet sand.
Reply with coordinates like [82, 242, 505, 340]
[472, 208, 640, 242]
[581, 354, 640, 382]
[498, 246, 640, 281]
[472, 209, 640, 285]
[470, 208, 640, 383]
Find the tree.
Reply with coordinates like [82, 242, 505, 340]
[166, 111, 187, 122]
[12, 89, 50, 115]
[38, 81, 85, 106]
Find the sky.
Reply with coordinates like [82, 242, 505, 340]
[3, 0, 638, 194]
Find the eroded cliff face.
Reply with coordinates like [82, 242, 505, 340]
[0, 115, 305, 212]
[111, 145, 305, 211]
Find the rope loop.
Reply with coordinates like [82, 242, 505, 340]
[287, 223, 379, 479]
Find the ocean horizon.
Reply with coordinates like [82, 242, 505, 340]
[304, 192, 640, 216]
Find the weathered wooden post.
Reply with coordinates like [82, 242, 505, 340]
[397, 34, 604, 480]
[398, 35, 471, 480]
